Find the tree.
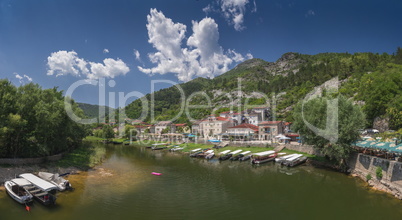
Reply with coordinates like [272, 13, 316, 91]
[102, 125, 115, 140]
[293, 95, 366, 169]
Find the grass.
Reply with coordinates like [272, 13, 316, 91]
[51, 141, 106, 169]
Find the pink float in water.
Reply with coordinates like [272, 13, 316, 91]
[151, 172, 162, 176]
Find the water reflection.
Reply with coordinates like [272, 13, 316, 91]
[1, 143, 402, 220]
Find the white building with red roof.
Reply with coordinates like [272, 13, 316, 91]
[200, 116, 235, 138]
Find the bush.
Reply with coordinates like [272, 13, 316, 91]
[366, 173, 372, 181]
[376, 167, 383, 179]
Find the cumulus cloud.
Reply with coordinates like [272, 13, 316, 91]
[103, 48, 109, 54]
[204, 0, 256, 31]
[14, 73, 32, 84]
[138, 9, 252, 82]
[47, 50, 129, 79]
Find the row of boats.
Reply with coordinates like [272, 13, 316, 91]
[5, 172, 72, 206]
[146, 143, 307, 167]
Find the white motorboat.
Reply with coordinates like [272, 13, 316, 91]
[19, 173, 58, 206]
[38, 172, 72, 191]
[4, 178, 33, 204]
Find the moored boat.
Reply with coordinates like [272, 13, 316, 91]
[38, 172, 72, 191]
[147, 143, 168, 149]
[197, 149, 214, 158]
[232, 151, 251, 161]
[189, 148, 204, 157]
[4, 178, 33, 204]
[251, 150, 277, 164]
[282, 155, 307, 167]
[205, 151, 215, 159]
[228, 150, 243, 161]
[275, 154, 298, 163]
[218, 150, 233, 160]
[19, 173, 58, 206]
[169, 145, 185, 151]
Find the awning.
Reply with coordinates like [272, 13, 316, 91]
[19, 173, 58, 191]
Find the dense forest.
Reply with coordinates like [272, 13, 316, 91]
[125, 48, 402, 130]
[0, 80, 88, 158]
[77, 102, 115, 121]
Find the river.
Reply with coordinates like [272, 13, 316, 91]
[1, 143, 402, 220]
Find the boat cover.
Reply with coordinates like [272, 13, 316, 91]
[191, 148, 202, 152]
[220, 150, 231, 155]
[204, 150, 214, 154]
[19, 173, 58, 191]
[240, 151, 251, 155]
[286, 154, 303, 161]
[12, 178, 32, 187]
[253, 150, 275, 156]
[230, 150, 242, 155]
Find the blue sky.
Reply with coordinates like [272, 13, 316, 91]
[1, 0, 401, 107]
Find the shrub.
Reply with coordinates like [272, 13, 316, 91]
[376, 166, 383, 179]
[366, 173, 372, 181]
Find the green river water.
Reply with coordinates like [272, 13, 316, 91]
[1, 143, 402, 220]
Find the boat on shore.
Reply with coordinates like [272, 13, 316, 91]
[232, 151, 251, 161]
[251, 151, 277, 164]
[19, 173, 58, 206]
[4, 178, 34, 204]
[282, 155, 307, 167]
[38, 172, 72, 191]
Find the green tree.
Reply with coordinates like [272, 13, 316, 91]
[102, 125, 115, 140]
[293, 95, 366, 169]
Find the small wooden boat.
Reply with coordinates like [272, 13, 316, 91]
[4, 178, 33, 204]
[19, 173, 58, 206]
[38, 172, 72, 191]
[251, 151, 277, 164]
[152, 146, 167, 150]
[231, 151, 251, 161]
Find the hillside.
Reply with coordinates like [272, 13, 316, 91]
[77, 103, 115, 121]
[124, 48, 402, 130]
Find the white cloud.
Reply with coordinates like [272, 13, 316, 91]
[204, 0, 255, 31]
[103, 48, 109, 54]
[138, 9, 252, 82]
[305, 10, 315, 17]
[133, 49, 141, 61]
[47, 50, 129, 79]
[14, 73, 32, 84]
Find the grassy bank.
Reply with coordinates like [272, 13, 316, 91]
[49, 140, 107, 170]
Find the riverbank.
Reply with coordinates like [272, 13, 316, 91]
[0, 139, 107, 186]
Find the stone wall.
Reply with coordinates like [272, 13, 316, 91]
[0, 154, 63, 165]
[283, 144, 320, 155]
[349, 153, 402, 199]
